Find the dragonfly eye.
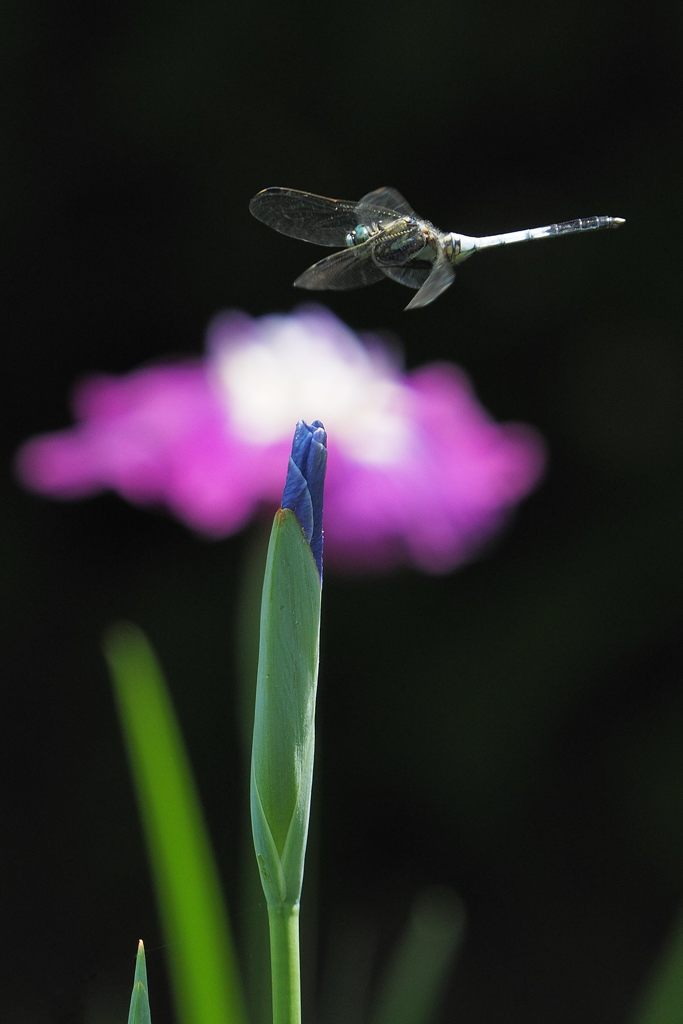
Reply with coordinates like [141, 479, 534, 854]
[345, 225, 370, 247]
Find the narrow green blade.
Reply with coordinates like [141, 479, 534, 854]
[127, 940, 152, 1024]
[369, 890, 464, 1024]
[105, 623, 247, 1024]
[633, 911, 683, 1024]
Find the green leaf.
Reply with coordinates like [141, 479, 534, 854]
[105, 623, 247, 1024]
[633, 910, 683, 1024]
[127, 940, 152, 1024]
[251, 508, 322, 908]
[369, 890, 465, 1024]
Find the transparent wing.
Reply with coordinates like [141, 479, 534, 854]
[382, 262, 433, 289]
[294, 243, 388, 291]
[249, 187, 402, 247]
[358, 187, 418, 219]
[249, 188, 358, 246]
[404, 257, 456, 310]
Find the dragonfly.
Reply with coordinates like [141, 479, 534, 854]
[249, 186, 625, 310]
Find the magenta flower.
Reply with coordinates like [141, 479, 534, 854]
[16, 306, 545, 573]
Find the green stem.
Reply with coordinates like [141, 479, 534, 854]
[267, 904, 302, 1024]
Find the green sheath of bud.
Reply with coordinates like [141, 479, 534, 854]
[250, 507, 322, 908]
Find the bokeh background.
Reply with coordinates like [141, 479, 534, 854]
[4, 1, 683, 1021]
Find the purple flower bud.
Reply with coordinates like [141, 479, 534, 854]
[281, 419, 327, 579]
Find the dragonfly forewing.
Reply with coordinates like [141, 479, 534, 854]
[249, 188, 359, 246]
[249, 187, 407, 247]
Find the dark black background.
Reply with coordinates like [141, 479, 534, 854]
[4, 1, 683, 1022]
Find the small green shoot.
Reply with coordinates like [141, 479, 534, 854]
[127, 940, 152, 1024]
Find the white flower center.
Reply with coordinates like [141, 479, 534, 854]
[211, 313, 412, 465]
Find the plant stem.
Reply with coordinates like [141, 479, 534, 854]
[267, 903, 302, 1024]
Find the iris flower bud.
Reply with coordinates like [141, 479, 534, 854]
[250, 420, 327, 909]
[280, 419, 327, 581]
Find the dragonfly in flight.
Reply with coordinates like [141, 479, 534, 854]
[249, 186, 624, 310]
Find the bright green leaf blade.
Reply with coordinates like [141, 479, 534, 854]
[128, 941, 152, 1024]
[369, 890, 465, 1024]
[633, 910, 683, 1024]
[105, 623, 247, 1024]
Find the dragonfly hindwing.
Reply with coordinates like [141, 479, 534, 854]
[382, 263, 432, 290]
[404, 257, 456, 310]
[357, 187, 417, 219]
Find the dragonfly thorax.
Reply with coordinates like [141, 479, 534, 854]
[345, 216, 423, 249]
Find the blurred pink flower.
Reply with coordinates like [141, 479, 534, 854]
[16, 306, 545, 572]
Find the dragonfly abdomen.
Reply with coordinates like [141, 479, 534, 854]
[546, 215, 623, 236]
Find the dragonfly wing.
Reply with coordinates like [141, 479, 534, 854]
[404, 257, 455, 310]
[381, 262, 432, 289]
[249, 187, 362, 246]
[358, 187, 418, 219]
[294, 243, 387, 291]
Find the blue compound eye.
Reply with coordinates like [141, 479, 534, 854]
[345, 230, 355, 247]
[354, 224, 370, 243]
